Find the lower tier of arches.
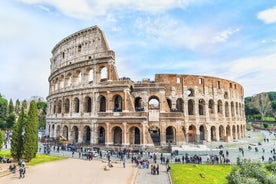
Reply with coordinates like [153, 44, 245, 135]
[46, 120, 246, 146]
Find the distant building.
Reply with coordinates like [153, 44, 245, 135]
[46, 26, 246, 147]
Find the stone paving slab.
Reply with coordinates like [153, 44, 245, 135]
[135, 164, 170, 184]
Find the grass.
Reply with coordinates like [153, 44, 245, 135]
[0, 150, 66, 166]
[170, 164, 232, 184]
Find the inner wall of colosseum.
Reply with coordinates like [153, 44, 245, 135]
[46, 26, 246, 148]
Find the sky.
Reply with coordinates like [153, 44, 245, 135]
[0, 0, 276, 101]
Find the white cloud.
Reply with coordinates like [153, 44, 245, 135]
[18, 0, 204, 20]
[212, 28, 240, 43]
[257, 7, 276, 24]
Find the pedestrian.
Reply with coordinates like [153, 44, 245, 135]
[156, 164, 159, 175]
[123, 158, 126, 168]
[19, 166, 25, 179]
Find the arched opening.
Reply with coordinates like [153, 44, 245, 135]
[64, 98, 70, 113]
[219, 125, 224, 140]
[135, 97, 144, 111]
[198, 99, 205, 115]
[88, 68, 94, 84]
[51, 124, 55, 137]
[176, 98, 184, 112]
[129, 127, 140, 145]
[98, 126, 105, 145]
[166, 126, 176, 144]
[224, 92, 229, 99]
[236, 102, 239, 116]
[99, 96, 106, 112]
[226, 125, 231, 137]
[83, 126, 91, 145]
[84, 96, 92, 113]
[63, 126, 69, 140]
[74, 97, 80, 113]
[199, 125, 205, 141]
[56, 125, 61, 138]
[232, 125, 236, 139]
[74, 70, 82, 86]
[113, 126, 122, 145]
[65, 73, 72, 88]
[149, 126, 160, 145]
[217, 100, 223, 114]
[186, 88, 194, 97]
[188, 99, 194, 115]
[57, 100, 62, 114]
[113, 95, 122, 112]
[231, 102, 235, 117]
[149, 96, 160, 110]
[100, 67, 107, 82]
[209, 99, 215, 114]
[211, 126, 216, 141]
[72, 126, 79, 143]
[188, 125, 196, 143]
[225, 102, 229, 117]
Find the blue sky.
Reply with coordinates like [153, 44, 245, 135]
[0, 0, 276, 100]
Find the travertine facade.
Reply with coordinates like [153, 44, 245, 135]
[46, 26, 246, 147]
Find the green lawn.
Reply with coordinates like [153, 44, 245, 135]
[170, 164, 232, 184]
[0, 150, 66, 166]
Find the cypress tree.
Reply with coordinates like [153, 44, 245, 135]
[15, 99, 21, 115]
[8, 98, 14, 115]
[11, 107, 26, 161]
[0, 130, 4, 150]
[23, 100, 39, 161]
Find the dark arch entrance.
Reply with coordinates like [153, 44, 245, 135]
[199, 125, 205, 142]
[83, 126, 91, 145]
[149, 126, 160, 145]
[113, 126, 122, 145]
[63, 126, 68, 140]
[129, 127, 140, 145]
[188, 125, 196, 143]
[72, 126, 79, 143]
[98, 126, 105, 145]
[211, 126, 216, 141]
[166, 126, 176, 144]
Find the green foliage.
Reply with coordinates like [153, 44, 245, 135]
[15, 99, 21, 115]
[11, 107, 26, 161]
[8, 98, 14, 115]
[6, 113, 16, 129]
[0, 130, 4, 150]
[22, 100, 28, 110]
[23, 100, 39, 161]
[227, 159, 276, 184]
[36, 101, 47, 128]
[0, 96, 8, 130]
[266, 163, 276, 174]
[263, 123, 269, 129]
[28, 154, 66, 166]
[170, 164, 232, 184]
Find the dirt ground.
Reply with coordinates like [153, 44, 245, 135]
[0, 158, 138, 184]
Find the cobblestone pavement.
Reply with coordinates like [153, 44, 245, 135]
[135, 163, 170, 184]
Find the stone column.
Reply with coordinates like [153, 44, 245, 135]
[141, 121, 147, 146]
[105, 122, 112, 146]
[175, 121, 184, 145]
[123, 122, 128, 146]
[160, 121, 166, 146]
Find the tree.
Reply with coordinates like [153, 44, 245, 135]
[0, 130, 4, 150]
[6, 113, 16, 129]
[8, 98, 14, 115]
[250, 93, 272, 121]
[11, 107, 26, 161]
[22, 100, 28, 110]
[0, 96, 8, 130]
[15, 99, 21, 115]
[23, 100, 39, 161]
[36, 101, 47, 128]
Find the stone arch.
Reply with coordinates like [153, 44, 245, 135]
[232, 125, 236, 139]
[208, 99, 215, 114]
[188, 125, 196, 143]
[98, 126, 105, 145]
[63, 125, 69, 140]
[225, 102, 229, 117]
[237, 125, 240, 139]
[231, 101, 235, 117]
[199, 125, 205, 141]
[135, 97, 144, 111]
[219, 125, 225, 140]
[65, 73, 72, 87]
[188, 99, 195, 115]
[226, 125, 231, 137]
[72, 126, 79, 143]
[64, 98, 70, 113]
[148, 96, 160, 110]
[113, 94, 123, 112]
[224, 92, 229, 99]
[84, 96, 92, 113]
[129, 126, 140, 145]
[99, 95, 106, 112]
[51, 124, 55, 137]
[149, 126, 160, 145]
[74, 70, 82, 86]
[211, 126, 216, 141]
[236, 102, 239, 116]
[198, 99, 206, 115]
[86, 67, 94, 84]
[100, 66, 107, 82]
[57, 99, 62, 113]
[187, 88, 195, 97]
[112, 126, 122, 145]
[74, 97, 80, 113]
[166, 126, 176, 144]
[59, 75, 64, 89]
[83, 126, 91, 145]
[217, 100, 223, 114]
[56, 125, 61, 138]
[176, 98, 184, 112]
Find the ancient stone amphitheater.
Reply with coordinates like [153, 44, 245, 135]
[46, 26, 246, 148]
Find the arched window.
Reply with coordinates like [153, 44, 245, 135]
[209, 99, 214, 114]
[64, 98, 70, 113]
[176, 98, 184, 112]
[149, 96, 160, 110]
[188, 99, 194, 115]
[100, 67, 107, 82]
[99, 96, 106, 112]
[217, 100, 223, 114]
[225, 102, 229, 117]
[74, 97, 80, 113]
[84, 96, 92, 113]
[186, 88, 194, 97]
[198, 99, 205, 115]
[113, 95, 122, 112]
[135, 97, 144, 111]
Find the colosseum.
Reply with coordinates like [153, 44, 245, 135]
[46, 26, 246, 149]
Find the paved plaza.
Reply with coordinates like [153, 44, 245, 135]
[0, 130, 275, 184]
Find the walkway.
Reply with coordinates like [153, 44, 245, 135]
[135, 163, 170, 184]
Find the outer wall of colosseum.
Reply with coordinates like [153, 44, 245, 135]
[46, 26, 246, 148]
